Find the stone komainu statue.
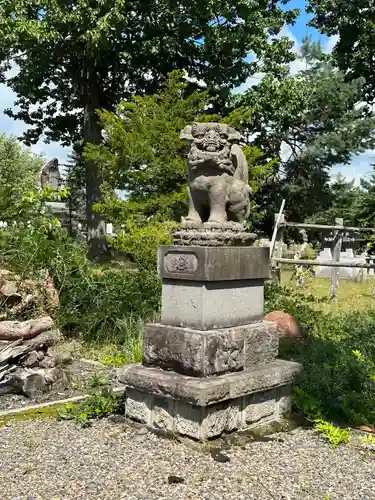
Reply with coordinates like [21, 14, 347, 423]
[180, 122, 252, 226]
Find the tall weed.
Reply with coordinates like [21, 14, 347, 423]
[265, 282, 375, 426]
[0, 223, 161, 344]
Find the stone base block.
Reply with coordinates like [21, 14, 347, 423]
[161, 279, 264, 329]
[120, 360, 301, 440]
[158, 246, 269, 281]
[142, 321, 279, 376]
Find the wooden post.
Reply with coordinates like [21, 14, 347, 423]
[271, 213, 285, 284]
[269, 200, 285, 284]
[274, 213, 285, 260]
[270, 199, 286, 259]
[330, 217, 343, 301]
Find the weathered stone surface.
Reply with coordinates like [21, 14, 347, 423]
[175, 402, 202, 439]
[203, 399, 242, 438]
[227, 362, 301, 401]
[22, 350, 40, 368]
[22, 371, 47, 398]
[143, 321, 279, 377]
[143, 323, 244, 376]
[178, 376, 231, 407]
[278, 384, 292, 415]
[122, 373, 300, 440]
[161, 279, 264, 330]
[152, 396, 174, 432]
[243, 389, 277, 424]
[0, 365, 67, 397]
[158, 246, 269, 281]
[125, 388, 151, 425]
[120, 360, 302, 407]
[143, 324, 204, 375]
[163, 252, 199, 275]
[173, 225, 256, 247]
[39, 354, 57, 369]
[40, 157, 62, 190]
[0, 369, 46, 397]
[244, 321, 279, 369]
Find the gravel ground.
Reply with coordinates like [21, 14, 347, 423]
[0, 419, 374, 500]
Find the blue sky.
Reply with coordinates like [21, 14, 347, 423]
[0, 0, 372, 182]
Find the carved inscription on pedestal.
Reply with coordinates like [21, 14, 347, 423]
[164, 252, 198, 274]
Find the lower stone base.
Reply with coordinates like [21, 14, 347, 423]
[119, 360, 301, 440]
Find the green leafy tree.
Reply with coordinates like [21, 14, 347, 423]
[86, 72, 207, 224]
[86, 72, 275, 228]
[0, 0, 298, 257]
[0, 134, 43, 220]
[228, 37, 375, 233]
[307, 0, 375, 104]
[308, 173, 362, 226]
[355, 166, 375, 227]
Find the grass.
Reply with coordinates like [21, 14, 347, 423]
[55, 313, 155, 367]
[56, 337, 142, 367]
[281, 267, 375, 315]
[272, 266, 375, 426]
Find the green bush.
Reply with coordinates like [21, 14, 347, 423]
[0, 221, 161, 343]
[0, 218, 87, 286]
[111, 221, 175, 271]
[58, 267, 160, 342]
[0, 134, 44, 221]
[314, 420, 351, 447]
[57, 374, 122, 427]
[265, 282, 375, 426]
[301, 243, 317, 260]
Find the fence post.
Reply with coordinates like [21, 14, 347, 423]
[274, 213, 285, 260]
[271, 213, 285, 284]
[330, 217, 343, 301]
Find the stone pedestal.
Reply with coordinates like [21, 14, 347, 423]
[119, 245, 302, 440]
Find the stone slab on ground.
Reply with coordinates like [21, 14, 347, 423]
[119, 360, 301, 406]
[142, 321, 279, 376]
[0, 419, 374, 500]
[125, 384, 291, 440]
[120, 360, 301, 440]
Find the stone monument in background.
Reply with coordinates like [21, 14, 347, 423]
[119, 123, 301, 440]
[40, 157, 63, 190]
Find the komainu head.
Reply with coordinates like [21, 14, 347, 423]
[180, 123, 240, 153]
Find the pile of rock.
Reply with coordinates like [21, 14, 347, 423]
[0, 317, 71, 398]
[0, 268, 59, 321]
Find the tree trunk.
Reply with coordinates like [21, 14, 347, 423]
[0, 316, 54, 341]
[83, 86, 109, 260]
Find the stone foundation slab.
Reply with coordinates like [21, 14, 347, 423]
[119, 360, 301, 406]
[120, 360, 301, 439]
[123, 377, 296, 440]
[142, 321, 278, 376]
